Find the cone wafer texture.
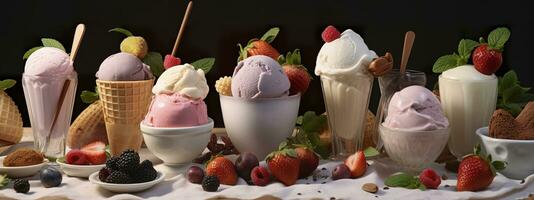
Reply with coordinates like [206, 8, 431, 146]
[0, 91, 23, 145]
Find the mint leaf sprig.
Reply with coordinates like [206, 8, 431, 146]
[190, 58, 216, 73]
[80, 86, 99, 104]
[0, 79, 16, 91]
[432, 39, 479, 73]
[109, 27, 165, 77]
[385, 173, 426, 190]
[23, 38, 66, 60]
[0, 174, 9, 189]
[486, 27, 511, 51]
[285, 111, 329, 159]
[497, 70, 534, 116]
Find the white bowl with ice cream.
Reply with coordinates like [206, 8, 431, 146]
[140, 64, 214, 166]
[379, 86, 450, 170]
[220, 55, 300, 159]
[477, 127, 534, 180]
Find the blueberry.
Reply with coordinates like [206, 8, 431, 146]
[40, 167, 62, 188]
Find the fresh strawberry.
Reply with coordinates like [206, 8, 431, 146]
[266, 148, 300, 186]
[238, 27, 281, 61]
[344, 151, 367, 178]
[280, 49, 312, 95]
[321, 25, 341, 43]
[251, 166, 271, 186]
[163, 54, 181, 69]
[419, 168, 441, 189]
[66, 149, 90, 165]
[206, 156, 238, 185]
[81, 141, 107, 165]
[472, 27, 510, 75]
[295, 147, 318, 178]
[457, 145, 506, 191]
[472, 44, 502, 75]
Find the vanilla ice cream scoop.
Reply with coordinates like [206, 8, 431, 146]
[315, 29, 377, 78]
[96, 52, 153, 81]
[383, 85, 449, 131]
[152, 64, 209, 100]
[25, 47, 73, 76]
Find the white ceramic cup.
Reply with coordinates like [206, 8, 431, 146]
[379, 125, 450, 170]
[140, 118, 214, 166]
[220, 94, 300, 160]
[477, 127, 534, 180]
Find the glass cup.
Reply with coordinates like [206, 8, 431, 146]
[22, 73, 78, 158]
[374, 69, 427, 150]
[439, 75, 497, 159]
[321, 74, 373, 160]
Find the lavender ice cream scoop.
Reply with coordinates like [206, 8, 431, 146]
[383, 85, 449, 131]
[96, 52, 153, 81]
[231, 55, 290, 99]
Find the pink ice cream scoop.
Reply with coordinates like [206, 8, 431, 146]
[231, 55, 290, 99]
[383, 85, 449, 131]
[144, 93, 208, 127]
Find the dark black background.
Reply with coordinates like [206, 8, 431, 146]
[1, 0, 533, 127]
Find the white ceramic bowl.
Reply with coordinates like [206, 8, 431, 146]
[57, 159, 105, 178]
[477, 127, 534, 180]
[220, 94, 301, 159]
[140, 118, 214, 166]
[379, 125, 450, 170]
[0, 156, 48, 178]
[89, 171, 165, 193]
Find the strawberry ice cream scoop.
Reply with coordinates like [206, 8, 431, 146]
[383, 86, 449, 131]
[144, 93, 208, 127]
[231, 55, 290, 99]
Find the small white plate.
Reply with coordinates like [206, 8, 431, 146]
[0, 156, 48, 178]
[57, 159, 105, 178]
[89, 171, 165, 193]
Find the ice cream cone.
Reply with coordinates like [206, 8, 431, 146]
[0, 91, 23, 146]
[96, 79, 154, 155]
[67, 100, 107, 149]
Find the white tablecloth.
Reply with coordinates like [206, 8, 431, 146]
[1, 156, 533, 200]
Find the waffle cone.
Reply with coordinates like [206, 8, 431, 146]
[67, 100, 108, 149]
[0, 91, 23, 146]
[320, 110, 376, 152]
[96, 79, 154, 155]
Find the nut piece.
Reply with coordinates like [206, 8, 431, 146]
[368, 52, 393, 77]
[362, 183, 378, 193]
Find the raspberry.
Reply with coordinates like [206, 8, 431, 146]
[419, 168, 441, 189]
[164, 54, 181, 69]
[215, 76, 232, 96]
[251, 166, 270, 186]
[321, 25, 341, 43]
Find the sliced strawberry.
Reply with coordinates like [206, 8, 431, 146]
[344, 151, 367, 178]
[164, 54, 181, 69]
[81, 141, 107, 165]
[66, 149, 90, 165]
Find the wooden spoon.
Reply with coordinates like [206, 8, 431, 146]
[400, 31, 415, 74]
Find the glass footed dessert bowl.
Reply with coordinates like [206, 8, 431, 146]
[140, 118, 214, 166]
[219, 93, 301, 160]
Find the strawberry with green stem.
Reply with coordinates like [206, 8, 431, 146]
[266, 145, 300, 186]
[473, 27, 511, 75]
[238, 27, 281, 61]
[457, 144, 506, 191]
[279, 49, 312, 95]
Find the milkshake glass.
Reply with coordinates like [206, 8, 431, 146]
[439, 65, 498, 158]
[23, 73, 77, 158]
[321, 74, 373, 159]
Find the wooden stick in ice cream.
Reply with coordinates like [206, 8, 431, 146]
[48, 24, 85, 145]
[164, 1, 193, 69]
[400, 31, 415, 74]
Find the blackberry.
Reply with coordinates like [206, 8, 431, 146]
[105, 171, 132, 184]
[133, 167, 158, 183]
[139, 160, 153, 170]
[98, 167, 111, 181]
[13, 179, 30, 193]
[116, 149, 140, 172]
[106, 157, 119, 170]
[202, 175, 220, 192]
